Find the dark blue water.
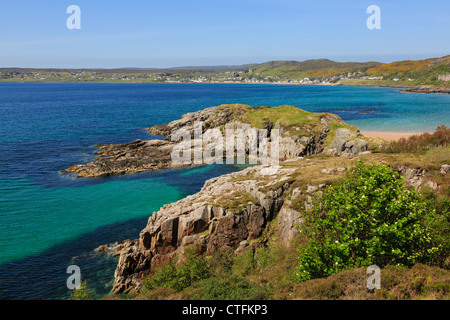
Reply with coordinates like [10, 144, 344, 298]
[0, 83, 449, 299]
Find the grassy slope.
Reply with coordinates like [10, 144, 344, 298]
[365, 56, 450, 87]
[250, 56, 450, 88]
[249, 59, 381, 80]
[236, 104, 358, 146]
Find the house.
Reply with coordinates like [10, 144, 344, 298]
[438, 74, 450, 81]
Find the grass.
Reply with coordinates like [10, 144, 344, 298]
[211, 191, 259, 212]
[236, 104, 360, 145]
[238, 105, 318, 129]
[289, 264, 449, 300]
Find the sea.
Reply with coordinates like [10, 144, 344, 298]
[0, 83, 449, 299]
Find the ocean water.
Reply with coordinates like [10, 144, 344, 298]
[0, 83, 449, 300]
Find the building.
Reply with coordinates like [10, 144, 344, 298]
[438, 74, 450, 81]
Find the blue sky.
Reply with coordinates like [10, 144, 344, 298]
[0, 0, 449, 68]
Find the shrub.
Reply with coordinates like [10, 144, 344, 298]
[382, 124, 449, 153]
[143, 260, 180, 292]
[70, 280, 96, 300]
[231, 249, 256, 277]
[420, 187, 450, 268]
[192, 275, 271, 300]
[292, 264, 450, 300]
[297, 161, 441, 281]
[143, 246, 211, 292]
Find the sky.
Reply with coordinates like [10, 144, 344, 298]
[0, 0, 449, 68]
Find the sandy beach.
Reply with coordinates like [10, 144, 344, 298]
[361, 131, 428, 141]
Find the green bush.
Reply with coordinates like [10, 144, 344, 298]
[70, 280, 96, 300]
[420, 186, 450, 268]
[193, 275, 271, 300]
[231, 249, 255, 276]
[143, 260, 180, 291]
[297, 161, 442, 281]
[143, 246, 211, 292]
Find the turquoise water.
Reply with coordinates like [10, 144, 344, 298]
[0, 83, 449, 299]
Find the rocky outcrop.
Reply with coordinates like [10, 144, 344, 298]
[397, 165, 439, 191]
[95, 239, 137, 256]
[112, 165, 297, 294]
[399, 86, 450, 95]
[147, 105, 245, 139]
[440, 164, 450, 174]
[277, 205, 303, 247]
[329, 128, 369, 156]
[63, 104, 369, 178]
[64, 139, 177, 177]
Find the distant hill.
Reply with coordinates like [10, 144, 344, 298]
[364, 55, 450, 85]
[168, 64, 258, 72]
[0, 64, 258, 74]
[1, 56, 449, 90]
[248, 59, 382, 79]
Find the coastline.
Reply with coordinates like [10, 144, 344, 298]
[1, 80, 449, 95]
[361, 131, 429, 141]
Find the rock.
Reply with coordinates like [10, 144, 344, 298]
[398, 165, 438, 191]
[239, 240, 248, 247]
[399, 86, 450, 95]
[331, 128, 369, 155]
[63, 139, 175, 178]
[277, 206, 303, 247]
[112, 164, 293, 294]
[440, 164, 450, 174]
[95, 239, 137, 256]
[306, 185, 319, 193]
[259, 166, 280, 176]
[304, 195, 314, 211]
[278, 136, 306, 160]
[290, 187, 301, 200]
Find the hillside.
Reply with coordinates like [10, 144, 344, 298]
[365, 55, 450, 86]
[1, 56, 449, 92]
[248, 59, 381, 80]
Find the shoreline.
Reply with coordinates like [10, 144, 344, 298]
[361, 131, 429, 141]
[1, 80, 449, 95]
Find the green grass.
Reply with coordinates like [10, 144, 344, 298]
[237, 104, 359, 143]
[239, 105, 317, 128]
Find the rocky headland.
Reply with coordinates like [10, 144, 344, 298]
[398, 85, 450, 95]
[63, 104, 369, 178]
